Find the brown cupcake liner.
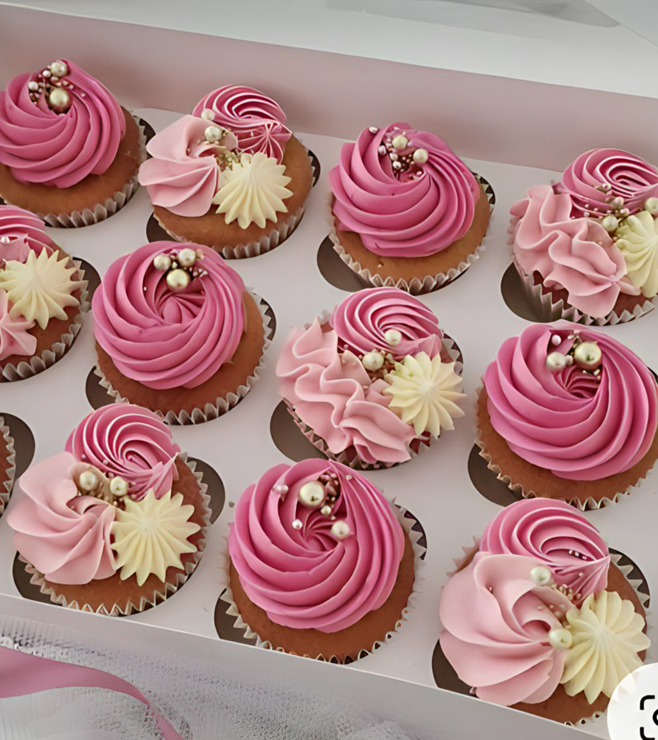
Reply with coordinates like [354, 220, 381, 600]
[507, 216, 655, 325]
[282, 311, 462, 470]
[18, 453, 211, 616]
[473, 387, 656, 510]
[328, 173, 495, 295]
[1, 257, 89, 381]
[153, 147, 315, 259]
[444, 541, 651, 727]
[0, 417, 16, 516]
[218, 502, 426, 663]
[94, 290, 273, 425]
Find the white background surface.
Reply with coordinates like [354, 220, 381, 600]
[1, 4, 658, 738]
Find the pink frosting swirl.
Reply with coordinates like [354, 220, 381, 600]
[277, 319, 415, 465]
[192, 85, 291, 162]
[330, 122, 479, 257]
[511, 184, 638, 318]
[0, 205, 54, 259]
[480, 498, 609, 605]
[228, 459, 404, 632]
[65, 404, 181, 500]
[330, 287, 443, 360]
[0, 59, 126, 187]
[7, 452, 116, 585]
[484, 323, 658, 480]
[440, 552, 574, 706]
[0, 289, 36, 360]
[556, 148, 658, 218]
[93, 241, 246, 390]
[139, 115, 234, 218]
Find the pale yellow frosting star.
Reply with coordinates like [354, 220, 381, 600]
[616, 210, 658, 298]
[383, 352, 465, 437]
[111, 489, 200, 586]
[213, 152, 292, 229]
[560, 590, 649, 704]
[0, 250, 83, 330]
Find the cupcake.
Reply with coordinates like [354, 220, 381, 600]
[0, 59, 144, 226]
[276, 287, 465, 469]
[7, 403, 209, 615]
[139, 85, 314, 258]
[439, 497, 649, 724]
[92, 241, 271, 424]
[510, 148, 658, 324]
[477, 322, 658, 509]
[0, 204, 87, 380]
[226, 458, 417, 662]
[0, 416, 16, 517]
[329, 123, 492, 294]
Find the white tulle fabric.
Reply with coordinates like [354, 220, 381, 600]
[0, 616, 424, 740]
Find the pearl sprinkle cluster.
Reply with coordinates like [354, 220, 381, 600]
[152, 248, 206, 292]
[360, 328, 404, 377]
[76, 467, 129, 508]
[545, 330, 602, 379]
[371, 125, 428, 179]
[276, 470, 353, 541]
[27, 60, 78, 114]
[529, 565, 575, 648]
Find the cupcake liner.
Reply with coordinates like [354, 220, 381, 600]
[0, 115, 147, 228]
[94, 290, 273, 425]
[442, 542, 651, 727]
[473, 387, 657, 510]
[218, 502, 426, 664]
[1, 256, 89, 382]
[282, 311, 461, 470]
[0, 417, 16, 516]
[328, 173, 496, 295]
[507, 211, 655, 325]
[19, 453, 211, 617]
[153, 146, 316, 259]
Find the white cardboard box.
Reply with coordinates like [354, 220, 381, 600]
[1, 5, 657, 738]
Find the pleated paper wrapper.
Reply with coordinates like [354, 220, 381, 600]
[218, 501, 426, 665]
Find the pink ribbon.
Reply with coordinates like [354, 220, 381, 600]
[0, 645, 184, 739]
